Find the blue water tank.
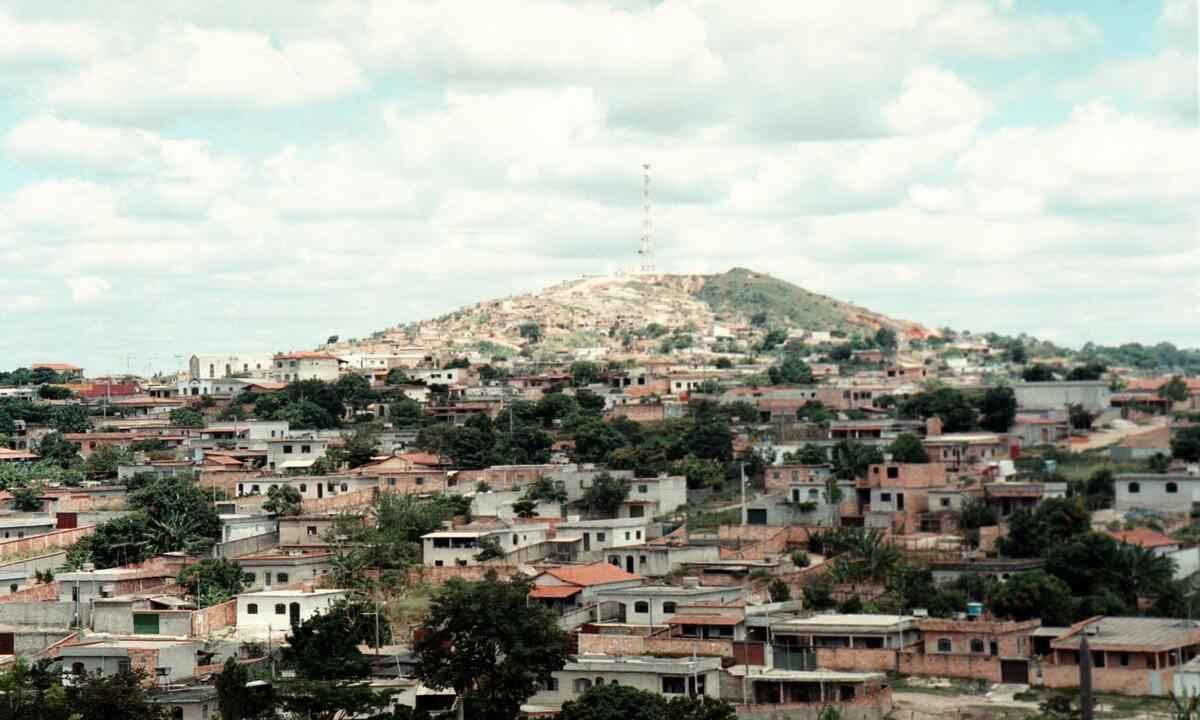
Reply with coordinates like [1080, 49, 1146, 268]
[966, 602, 984, 618]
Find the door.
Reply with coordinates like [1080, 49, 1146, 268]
[1000, 659, 1029, 684]
[583, 533, 590, 552]
[897, 493, 905, 510]
[317, 483, 323, 499]
[625, 556, 634, 573]
[0, 633, 13, 654]
[289, 602, 301, 625]
[133, 613, 160, 635]
[56, 513, 78, 529]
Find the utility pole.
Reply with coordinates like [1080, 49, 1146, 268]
[740, 463, 748, 525]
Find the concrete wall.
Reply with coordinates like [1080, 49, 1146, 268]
[0, 526, 96, 561]
[1114, 476, 1200, 512]
[0, 601, 74, 627]
[733, 689, 893, 720]
[11, 629, 72, 656]
[1014, 382, 1111, 412]
[212, 531, 279, 560]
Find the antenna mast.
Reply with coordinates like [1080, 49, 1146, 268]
[638, 162, 654, 273]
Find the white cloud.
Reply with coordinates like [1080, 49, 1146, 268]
[45, 25, 364, 117]
[883, 66, 991, 135]
[0, 12, 103, 64]
[66, 276, 112, 303]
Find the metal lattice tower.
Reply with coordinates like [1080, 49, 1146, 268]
[638, 162, 654, 273]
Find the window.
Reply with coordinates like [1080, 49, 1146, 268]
[415, 477, 425, 486]
[808, 488, 819, 498]
[388, 478, 397, 486]
[72, 662, 85, 675]
[299, 484, 307, 493]
[247, 604, 259, 615]
[639, 485, 648, 493]
[542, 677, 559, 692]
[625, 532, 631, 540]
[636, 531, 642, 540]
[640, 555, 647, 565]
[887, 467, 899, 479]
[634, 601, 649, 613]
[435, 560, 444, 567]
[118, 659, 131, 673]
[244, 573, 255, 584]
[597, 533, 606, 542]
[594, 677, 604, 686]
[661, 677, 686, 694]
[307, 526, 318, 536]
[1120, 652, 1130, 666]
[340, 483, 348, 492]
[940, 498, 951, 508]
[283, 445, 294, 454]
[275, 604, 286, 615]
[970, 639, 985, 653]
[1128, 482, 1141, 494]
[573, 679, 592, 693]
[172, 709, 184, 720]
[8, 584, 16, 593]
[663, 601, 677, 614]
[513, 534, 519, 545]
[937, 638, 952, 652]
[1167, 482, 1179, 494]
[880, 493, 891, 502]
[792, 489, 801, 503]
[301, 445, 311, 454]
[276, 573, 289, 584]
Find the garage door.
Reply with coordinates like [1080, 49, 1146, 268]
[133, 613, 161, 635]
[1001, 659, 1029, 684]
[747, 509, 768, 525]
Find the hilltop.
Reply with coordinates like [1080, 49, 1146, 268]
[328, 268, 933, 357]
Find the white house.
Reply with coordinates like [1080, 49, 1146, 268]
[420, 521, 550, 567]
[264, 435, 330, 472]
[271, 353, 344, 383]
[554, 517, 655, 559]
[236, 588, 350, 638]
[190, 354, 274, 380]
[527, 655, 722, 709]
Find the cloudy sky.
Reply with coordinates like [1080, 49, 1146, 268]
[1, 0, 1196, 374]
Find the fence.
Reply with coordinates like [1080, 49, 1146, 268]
[0, 526, 96, 560]
[211, 531, 279, 559]
[192, 598, 238, 637]
[301, 487, 378, 514]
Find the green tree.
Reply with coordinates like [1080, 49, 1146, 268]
[169, 407, 205, 428]
[216, 658, 276, 720]
[263, 484, 304, 516]
[1173, 425, 1200, 462]
[283, 599, 390, 679]
[900, 387, 977, 432]
[1068, 403, 1095, 431]
[37, 385, 73, 400]
[977, 386, 1018, 433]
[335, 373, 376, 411]
[329, 427, 379, 469]
[11, 487, 42, 512]
[789, 444, 827, 465]
[519, 323, 543, 343]
[179, 558, 250, 607]
[1023, 364, 1057, 382]
[51, 404, 92, 433]
[390, 397, 426, 427]
[384, 368, 410, 385]
[525, 477, 568, 504]
[715, 357, 733, 369]
[414, 573, 570, 720]
[990, 570, 1074, 626]
[572, 419, 627, 464]
[579, 472, 630, 517]
[557, 684, 736, 720]
[1159, 375, 1190, 403]
[83, 444, 128, 480]
[874, 327, 897, 351]
[570, 361, 602, 387]
[996, 497, 1089, 559]
[767, 577, 791, 602]
[1066, 363, 1106, 381]
[886, 433, 929, 463]
[831, 441, 884, 481]
[767, 354, 813, 385]
[37, 432, 81, 468]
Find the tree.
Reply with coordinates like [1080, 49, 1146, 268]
[390, 398, 426, 427]
[579, 472, 630, 517]
[519, 323, 543, 343]
[996, 497, 1089, 559]
[37, 385, 73, 400]
[1069, 404, 1095, 431]
[874, 327, 897, 351]
[169, 407, 205, 428]
[1173, 426, 1200, 462]
[886, 433, 929, 463]
[326, 335, 339, 344]
[831, 441, 884, 481]
[525, 477, 568, 504]
[977, 386, 1018, 433]
[11, 487, 42, 512]
[37, 432, 80, 468]
[767, 577, 791, 602]
[284, 599, 390, 679]
[216, 658, 276, 720]
[84, 445, 128, 480]
[414, 573, 570, 720]
[570, 361, 602, 387]
[572, 419, 627, 464]
[263, 484, 304, 516]
[899, 387, 977, 432]
[1008, 345, 1028, 364]
[512, 499, 539, 518]
[1081, 468, 1115, 509]
[1066, 363, 1106, 381]
[715, 357, 733, 369]
[329, 427, 379, 469]
[790, 444, 827, 465]
[1023, 364, 1057, 382]
[51, 404, 92, 433]
[557, 684, 736, 720]
[335, 373, 376, 411]
[384, 368, 410, 386]
[991, 570, 1074, 626]
[767, 355, 813, 385]
[683, 416, 733, 463]
[1159, 376, 1190, 403]
[179, 558, 250, 607]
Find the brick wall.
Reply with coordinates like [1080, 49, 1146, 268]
[0, 581, 59, 603]
[301, 487, 378, 513]
[406, 564, 520, 585]
[735, 687, 893, 720]
[0, 526, 96, 560]
[191, 598, 238, 637]
[128, 648, 159, 684]
[576, 633, 733, 659]
[1041, 663, 1165, 696]
[900, 652, 1004, 684]
[815, 647, 898, 673]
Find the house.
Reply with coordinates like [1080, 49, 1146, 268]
[1045, 616, 1200, 696]
[617, 542, 722, 578]
[33, 362, 84, 378]
[770, 614, 920, 673]
[1013, 381, 1111, 413]
[279, 514, 364, 547]
[917, 618, 1040, 684]
[1009, 415, 1070, 448]
[236, 588, 350, 638]
[528, 563, 644, 613]
[420, 521, 550, 567]
[59, 639, 203, 686]
[0, 515, 56, 539]
[263, 435, 329, 473]
[1108, 528, 1181, 556]
[0, 448, 38, 464]
[765, 464, 833, 492]
[923, 433, 1009, 475]
[591, 583, 745, 627]
[91, 596, 195, 637]
[218, 513, 277, 544]
[727, 666, 892, 709]
[271, 352, 344, 383]
[527, 654, 722, 709]
[861, 462, 952, 532]
[1109, 426, 1172, 462]
[149, 686, 220, 720]
[1114, 473, 1200, 512]
[623, 475, 687, 516]
[554, 517, 655, 560]
[189, 354, 273, 380]
[233, 549, 333, 592]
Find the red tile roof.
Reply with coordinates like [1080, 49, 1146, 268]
[540, 563, 642, 587]
[528, 586, 582, 599]
[273, 352, 342, 361]
[1108, 528, 1178, 549]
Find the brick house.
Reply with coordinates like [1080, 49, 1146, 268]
[916, 618, 1040, 684]
[1043, 616, 1200, 696]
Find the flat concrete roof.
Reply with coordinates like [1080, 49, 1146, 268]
[773, 613, 916, 632]
[566, 654, 723, 672]
[239, 589, 349, 598]
[726, 665, 885, 682]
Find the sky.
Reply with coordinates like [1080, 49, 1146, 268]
[0, 0, 1196, 375]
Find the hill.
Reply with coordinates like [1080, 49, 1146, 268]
[328, 268, 933, 357]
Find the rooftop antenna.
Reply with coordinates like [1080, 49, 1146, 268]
[638, 162, 654, 274]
